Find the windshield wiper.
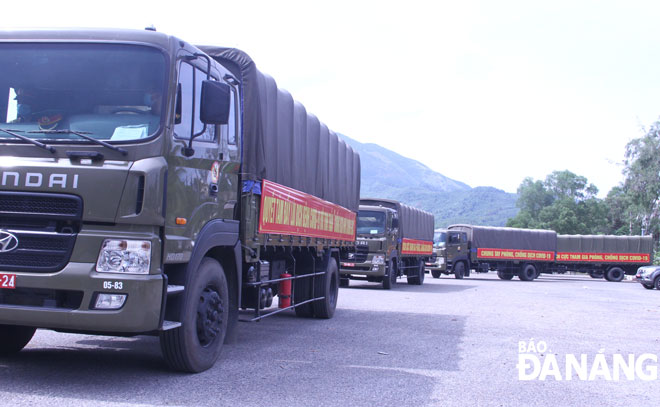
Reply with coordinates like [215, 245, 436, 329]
[0, 128, 56, 153]
[28, 129, 128, 156]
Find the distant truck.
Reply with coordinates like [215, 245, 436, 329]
[447, 225, 557, 281]
[0, 29, 360, 372]
[426, 228, 470, 279]
[445, 225, 653, 282]
[554, 234, 653, 282]
[340, 199, 434, 289]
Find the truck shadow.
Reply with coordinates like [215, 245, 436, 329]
[343, 281, 476, 293]
[0, 308, 466, 406]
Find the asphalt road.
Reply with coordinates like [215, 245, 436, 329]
[1, 272, 659, 406]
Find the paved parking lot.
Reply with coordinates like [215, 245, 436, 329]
[1, 272, 658, 406]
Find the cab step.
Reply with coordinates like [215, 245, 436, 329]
[167, 285, 185, 295]
[161, 320, 182, 331]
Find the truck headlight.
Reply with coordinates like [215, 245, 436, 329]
[372, 255, 385, 265]
[96, 240, 151, 274]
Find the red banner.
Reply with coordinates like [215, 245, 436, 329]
[556, 252, 650, 263]
[258, 180, 356, 241]
[401, 238, 433, 255]
[477, 248, 555, 261]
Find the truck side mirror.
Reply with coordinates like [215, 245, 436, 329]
[200, 80, 230, 125]
[391, 218, 399, 229]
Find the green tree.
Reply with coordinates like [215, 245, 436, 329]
[621, 121, 660, 240]
[507, 170, 606, 234]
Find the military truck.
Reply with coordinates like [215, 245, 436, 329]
[0, 28, 361, 372]
[554, 234, 653, 282]
[426, 228, 470, 279]
[340, 199, 434, 289]
[447, 225, 557, 281]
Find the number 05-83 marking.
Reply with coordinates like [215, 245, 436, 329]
[0, 274, 16, 289]
[103, 281, 124, 290]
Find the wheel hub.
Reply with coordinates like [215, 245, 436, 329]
[196, 287, 223, 347]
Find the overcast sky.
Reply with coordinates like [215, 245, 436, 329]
[5, 0, 660, 196]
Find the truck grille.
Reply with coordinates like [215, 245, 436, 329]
[353, 244, 369, 262]
[0, 192, 82, 273]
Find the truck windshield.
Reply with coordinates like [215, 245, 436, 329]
[357, 210, 386, 235]
[0, 43, 166, 143]
[434, 231, 447, 248]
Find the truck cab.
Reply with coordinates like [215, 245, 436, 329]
[340, 205, 397, 287]
[426, 229, 470, 279]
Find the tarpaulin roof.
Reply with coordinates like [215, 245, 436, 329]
[557, 234, 653, 254]
[359, 198, 434, 241]
[197, 46, 361, 212]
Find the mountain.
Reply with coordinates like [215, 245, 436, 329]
[339, 134, 519, 227]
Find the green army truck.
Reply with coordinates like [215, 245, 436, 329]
[426, 228, 470, 279]
[0, 28, 361, 372]
[339, 199, 434, 289]
[448, 224, 557, 281]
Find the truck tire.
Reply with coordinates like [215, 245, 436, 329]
[519, 264, 537, 281]
[407, 260, 425, 285]
[655, 276, 660, 290]
[431, 270, 441, 279]
[0, 325, 36, 355]
[160, 257, 229, 373]
[606, 267, 625, 282]
[497, 270, 514, 280]
[313, 257, 339, 319]
[383, 259, 397, 290]
[454, 262, 465, 279]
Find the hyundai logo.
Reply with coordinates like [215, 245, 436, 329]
[0, 230, 19, 253]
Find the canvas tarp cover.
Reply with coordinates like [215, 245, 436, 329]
[197, 46, 361, 212]
[448, 225, 557, 252]
[557, 235, 653, 257]
[359, 199, 434, 241]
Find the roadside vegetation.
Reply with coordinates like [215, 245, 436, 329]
[508, 119, 660, 261]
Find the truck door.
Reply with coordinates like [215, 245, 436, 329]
[447, 231, 467, 264]
[163, 58, 239, 263]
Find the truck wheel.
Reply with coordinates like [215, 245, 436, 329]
[454, 262, 465, 279]
[518, 264, 536, 281]
[655, 276, 660, 290]
[606, 267, 625, 282]
[383, 260, 396, 290]
[497, 270, 513, 280]
[407, 261, 425, 285]
[313, 257, 339, 319]
[160, 257, 229, 373]
[339, 277, 350, 288]
[431, 270, 441, 279]
[0, 325, 36, 355]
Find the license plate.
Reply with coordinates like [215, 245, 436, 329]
[0, 273, 16, 289]
[342, 262, 355, 267]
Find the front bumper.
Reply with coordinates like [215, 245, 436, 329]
[340, 260, 386, 277]
[0, 262, 163, 333]
[425, 257, 446, 271]
[635, 274, 654, 285]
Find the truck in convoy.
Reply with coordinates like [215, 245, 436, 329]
[447, 225, 557, 281]
[446, 225, 653, 282]
[426, 228, 470, 279]
[554, 234, 653, 282]
[0, 28, 361, 372]
[339, 199, 434, 289]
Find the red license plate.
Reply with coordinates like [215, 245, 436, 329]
[0, 273, 16, 289]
